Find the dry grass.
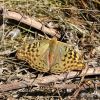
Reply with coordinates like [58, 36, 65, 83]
[0, 0, 100, 100]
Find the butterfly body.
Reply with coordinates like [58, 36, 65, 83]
[16, 38, 85, 74]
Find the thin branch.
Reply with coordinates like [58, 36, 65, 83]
[0, 67, 99, 92]
[0, 78, 100, 92]
[34, 67, 100, 84]
[1, 8, 60, 38]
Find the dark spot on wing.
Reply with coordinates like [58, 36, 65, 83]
[69, 52, 72, 55]
[64, 54, 67, 57]
[67, 65, 70, 68]
[36, 54, 39, 57]
[61, 58, 65, 62]
[33, 58, 36, 61]
[36, 49, 39, 52]
[68, 56, 72, 59]
[31, 48, 35, 52]
[38, 62, 41, 65]
[67, 61, 69, 63]
[26, 44, 31, 52]
[72, 52, 77, 60]
[63, 63, 66, 66]
[70, 61, 73, 63]
[68, 48, 73, 52]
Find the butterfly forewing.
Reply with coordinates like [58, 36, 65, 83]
[17, 40, 50, 72]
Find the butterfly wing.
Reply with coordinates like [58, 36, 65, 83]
[16, 40, 50, 72]
[17, 38, 85, 74]
[50, 41, 85, 74]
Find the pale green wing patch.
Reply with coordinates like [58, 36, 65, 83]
[50, 41, 85, 74]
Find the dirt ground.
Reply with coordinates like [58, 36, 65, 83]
[0, 0, 100, 100]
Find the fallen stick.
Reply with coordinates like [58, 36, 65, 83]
[0, 50, 16, 56]
[0, 67, 100, 92]
[0, 81, 32, 92]
[0, 78, 100, 93]
[34, 67, 100, 84]
[1, 8, 60, 38]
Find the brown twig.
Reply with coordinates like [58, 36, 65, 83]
[0, 79, 100, 93]
[0, 67, 100, 92]
[0, 81, 32, 92]
[34, 67, 100, 84]
[1, 8, 60, 38]
[0, 50, 16, 56]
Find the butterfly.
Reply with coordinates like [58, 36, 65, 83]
[16, 37, 85, 74]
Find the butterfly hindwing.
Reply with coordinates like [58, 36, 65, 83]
[50, 41, 85, 73]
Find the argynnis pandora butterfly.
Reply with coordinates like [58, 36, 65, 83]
[16, 38, 85, 74]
